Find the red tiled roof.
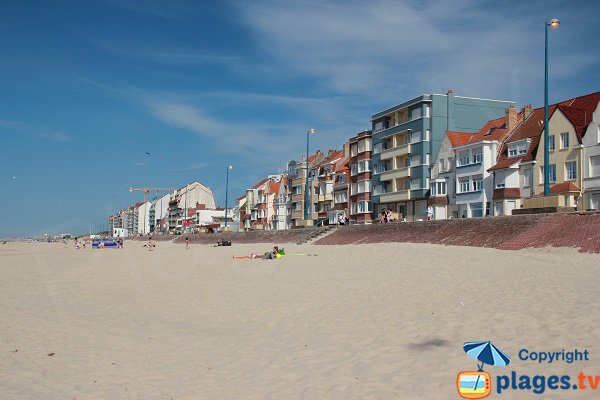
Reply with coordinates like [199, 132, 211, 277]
[251, 178, 269, 190]
[489, 106, 554, 171]
[447, 131, 473, 147]
[555, 92, 600, 143]
[493, 188, 521, 199]
[268, 181, 280, 193]
[550, 182, 580, 194]
[451, 114, 521, 149]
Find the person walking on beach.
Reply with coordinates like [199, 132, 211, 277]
[185, 237, 189, 249]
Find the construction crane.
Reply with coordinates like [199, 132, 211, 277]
[128, 187, 175, 203]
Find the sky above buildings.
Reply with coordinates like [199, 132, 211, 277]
[1, 0, 598, 236]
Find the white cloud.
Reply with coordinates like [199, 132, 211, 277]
[0, 119, 70, 142]
[233, 0, 600, 106]
[166, 161, 208, 172]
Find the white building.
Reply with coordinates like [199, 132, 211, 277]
[149, 193, 170, 234]
[430, 107, 520, 219]
[136, 202, 151, 235]
[582, 98, 600, 210]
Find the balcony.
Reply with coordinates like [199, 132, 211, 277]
[291, 210, 304, 219]
[291, 193, 304, 203]
[315, 193, 333, 202]
[379, 167, 410, 181]
[380, 143, 410, 160]
[378, 190, 410, 202]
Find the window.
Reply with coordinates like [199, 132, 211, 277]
[357, 160, 371, 173]
[423, 130, 430, 141]
[410, 130, 422, 143]
[459, 177, 470, 193]
[470, 203, 483, 218]
[373, 184, 384, 196]
[591, 155, 600, 177]
[357, 180, 371, 193]
[540, 164, 557, 183]
[410, 154, 421, 167]
[508, 141, 528, 157]
[335, 191, 347, 204]
[293, 186, 301, 195]
[357, 201, 370, 213]
[374, 120, 386, 132]
[565, 161, 577, 180]
[431, 181, 446, 196]
[374, 162, 387, 174]
[350, 183, 358, 195]
[350, 144, 358, 157]
[560, 132, 569, 149]
[523, 169, 532, 188]
[410, 107, 422, 120]
[424, 104, 431, 118]
[548, 135, 555, 151]
[458, 151, 470, 166]
[288, 164, 297, 177]
[472, 149, 483, 164]
[337, 174, 345, 184]
[410, 178, 421, 190]
[373, 142, 383, 155]
[350, 163, 358, 176]
[472, 176, 483, 192]
[496, 179, 505, 188]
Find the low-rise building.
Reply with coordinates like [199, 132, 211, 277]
[582, 96, 600, 210]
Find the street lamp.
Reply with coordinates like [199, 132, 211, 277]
[544, 18, 560, 196]
[225, 165, 233, 228]
[304, 128, 316, 223]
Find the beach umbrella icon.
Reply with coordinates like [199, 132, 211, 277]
[463, 341, 511, 370]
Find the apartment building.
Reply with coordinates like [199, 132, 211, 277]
[243, 175, 286, 230]
[286, 151, 325, 228]
[313, 149, 345, 223]
[348, 130, 373, 223]
[371, 91, 512, 221]
[167, 181, 216, 233]
[271, 177, 289, 230]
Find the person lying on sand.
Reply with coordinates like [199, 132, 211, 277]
[251, 246, 283, 260]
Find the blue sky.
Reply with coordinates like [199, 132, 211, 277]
[1, 0, 598, 237]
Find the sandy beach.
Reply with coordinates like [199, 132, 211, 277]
[1, 240, 600, 399]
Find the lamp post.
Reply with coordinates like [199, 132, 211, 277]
[225, 165, 233, 228]
[544, 18, 560, 196]
[304, 129, 316, 224]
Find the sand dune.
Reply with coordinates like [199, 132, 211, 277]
[1, 241, 599, 399]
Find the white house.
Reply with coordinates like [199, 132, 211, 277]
[430, 107, 520, 219]
[582, 96, 600, 210]
[429, 133, 456, 219]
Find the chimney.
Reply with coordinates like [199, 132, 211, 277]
[523, 104, 533, 120]
[343, 142, 350, 157]
[505, 106, 518, 131]
[328, 148, 337, 156]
